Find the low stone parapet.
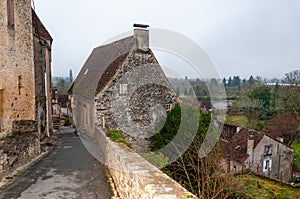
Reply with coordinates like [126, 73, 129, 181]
[96, 127, 197, 199]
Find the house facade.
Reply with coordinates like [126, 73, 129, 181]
[0, 0, 36, 135]
[0, 0, 52, 137]
[220, 123, 294, 183]
[32, 9, 53, 136]
[72, 25, 176, 152]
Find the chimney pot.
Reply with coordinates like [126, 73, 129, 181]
[133, 24, 149, 29]
[133, 24, 149, 51]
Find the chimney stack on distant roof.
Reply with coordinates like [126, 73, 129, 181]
[133, 24, 150, 29]
[133, 23, 149, 51]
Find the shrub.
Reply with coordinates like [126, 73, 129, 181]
[107, 130, 129, 147]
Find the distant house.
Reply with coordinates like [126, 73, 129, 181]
[0, 0, 53, 136]
[71, 25, 176, 152]
[219, 123, 294, 183]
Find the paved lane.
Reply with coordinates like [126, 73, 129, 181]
[0, 127, 112, 199]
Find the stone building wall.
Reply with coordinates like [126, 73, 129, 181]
[0, 120, 40, 174]
[246, 136, 293, 182]
[33, 34, 53, 135]
[95, 50, 176, 152]
[0, 0, 36, 135]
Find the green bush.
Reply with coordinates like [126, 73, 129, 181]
[107, 130, 129, 147]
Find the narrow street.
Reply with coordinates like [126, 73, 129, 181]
[0, 127, 112, 199]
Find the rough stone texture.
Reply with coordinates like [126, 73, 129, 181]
[32, 9, 53, 134]
[12, 120, 38, 133]
[95, 50, 176, 152]
[96, 127, 197, 199]
[0, 0, 36, 134]
[0, 120, 40, 175]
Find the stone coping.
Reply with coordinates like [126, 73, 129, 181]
[96, 127, 198, 199]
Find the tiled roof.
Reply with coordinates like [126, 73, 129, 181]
[58, 94, 69, 107]
[221, 129, 264, 163]
[32, 9, 53, 42]
[72, 36, 134, 99]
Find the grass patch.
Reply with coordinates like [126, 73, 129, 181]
[225, 115, 249, 127]
[107, 130, 129, 147]
[237, 173, 300, 199]
[291, 140, 300, 167]
[225, 115, 264, 131]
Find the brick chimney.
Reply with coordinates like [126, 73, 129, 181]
[133, 24, 149, 51]
[247, 139, 254, 167]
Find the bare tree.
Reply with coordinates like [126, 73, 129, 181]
[267, 112, 300, 146]
[284, 69, 300, 85]
[165, 135, 247, 199]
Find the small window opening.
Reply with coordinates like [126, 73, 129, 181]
[7, 0, 15, 29]
[165, 104, 172, 111]
[264, 145, 272, 155]
[119, 84, 128, 95]
[18, 75, 22, 95]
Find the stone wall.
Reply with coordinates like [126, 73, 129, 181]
[96, 127, 197, 199]
[12, 120, 38, 133]
[0, 120, 40, 174]
[0, 0, 36, 134]
[95, 50, 176, 152]
[246, 135, 293, 183]
[33, 35, 53, 135]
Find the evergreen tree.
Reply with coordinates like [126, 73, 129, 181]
[228, 77, 233, 87]
[248, 75, 255, 85]
[242, 79, 246, 87]
[69, 69, 73, 82]
[222, 78, 227, 87]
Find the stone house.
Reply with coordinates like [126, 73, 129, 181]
[220, 123, 294, 183]
[0, 0, 53, 137]
[32, 9, 53, 136]
[71, 25, 176, 152]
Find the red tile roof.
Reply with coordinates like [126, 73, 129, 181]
[221, 129, 264, 163]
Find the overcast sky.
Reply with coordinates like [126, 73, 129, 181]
[34, 0, 300, 79]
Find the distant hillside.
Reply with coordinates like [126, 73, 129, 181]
[52, 76, 73, 94]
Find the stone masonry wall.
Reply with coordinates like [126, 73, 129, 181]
[0, 0, 36, 135]
[95, 50, 176, 152]
[96, 127, 197, 199]
[0, 120, 40, 174]
[246, 136, 293, 183]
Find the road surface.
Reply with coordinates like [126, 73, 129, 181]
[0, 127, 112, 199]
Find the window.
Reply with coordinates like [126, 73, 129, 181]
[7, 0, 15, 29]
[18, 75, 22, 95]
[119, 84, 128, 95]
[263, 159, 272, 172]
[264, 145, 272, 155]
[165, 104, 172, 111]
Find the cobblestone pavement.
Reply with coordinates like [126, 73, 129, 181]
[0, 127, 112, 199]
